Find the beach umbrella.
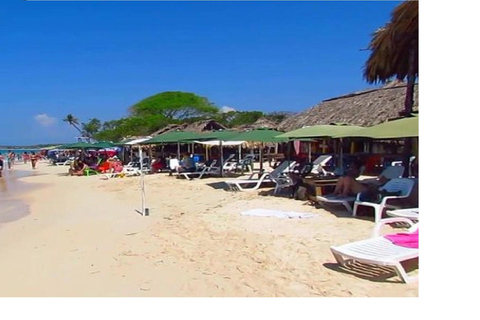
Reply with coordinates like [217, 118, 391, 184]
[276, 124, 363, 169]
[92, 141, 116, 149]
[225, 129, 287, 171]
[142, 131, 200, 144]
[192, 131, 241, 177]
[276, 124, 364, 140]
[57, 142, 98, 149]
[228, 128, 287, 143]
[332, 116, 418, 139]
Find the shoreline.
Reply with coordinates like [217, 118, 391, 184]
[0, 163, 48, 227]
[0, 162, 418, 297]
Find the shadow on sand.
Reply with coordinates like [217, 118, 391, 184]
[323, 258, 418, 284]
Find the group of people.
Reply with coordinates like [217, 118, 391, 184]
[0, 151, 40, 177]
[68, 155, 124, 176]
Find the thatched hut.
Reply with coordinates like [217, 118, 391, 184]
[150, 123, 187, 136]
[183, 119, 227, 133]
[278, 81, 419, 132]
[235, 117, 280, 131]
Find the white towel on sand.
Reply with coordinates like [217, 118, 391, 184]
[240, 209, 314, 219]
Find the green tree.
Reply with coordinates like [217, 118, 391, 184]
[62, 114, 83, 134]
[82, 118, 102, 138]
[94, 115, 169, 142]
[226, 111, 264, 127]
[129, 91, 219, 120]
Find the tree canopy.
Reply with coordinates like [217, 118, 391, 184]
[63, 91, 291, 142]
[129, 91, 219, 120]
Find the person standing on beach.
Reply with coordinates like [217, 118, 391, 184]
[7, 152, 15, 169]
[30, 152, 38, 169]
[0, 154, 4, 177]
[23, 152, 29, 164]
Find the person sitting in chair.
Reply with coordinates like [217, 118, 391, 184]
[333, 160, 369, 197]
[69, 160, 89, 176]
[177, 152, 196, 173]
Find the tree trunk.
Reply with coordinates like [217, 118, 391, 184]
[401, 38, 418, 177]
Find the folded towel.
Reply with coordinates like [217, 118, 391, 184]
[241, 209, 314, 219]
[384, 229, 419, 249]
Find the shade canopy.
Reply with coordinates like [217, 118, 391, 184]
[92, 141, 116, 149]
[194, 130, 240, 141]
[227, 128, 287, 143]
[276, 124, 364, 140]
[332, 116, 418, 139]
[57, 142, 98, 149]
[124, 137, 152, 145]
[142, 131, 199, 144]
[194, 140, 245, 146]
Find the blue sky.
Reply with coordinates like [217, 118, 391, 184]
[0, 1, 400, 145]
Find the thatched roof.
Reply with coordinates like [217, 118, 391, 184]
[234, 117, 280, 131]
[183, 119, 227, 133]
[278, 81, 419, 132]
[150, 123, 187, 136]
[149, 119, 227, 136]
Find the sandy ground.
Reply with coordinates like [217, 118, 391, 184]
[0, 161, 418, 297]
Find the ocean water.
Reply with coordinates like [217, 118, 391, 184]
[0, 148, 40, 155]
[0, 166, 43, 226]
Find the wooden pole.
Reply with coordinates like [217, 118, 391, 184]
[220, 141, 224, 177]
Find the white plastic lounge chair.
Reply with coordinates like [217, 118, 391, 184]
[361, 165, 405, 185]
[224, 160, 296, 192]
[386, 208, 419, 222]
[104, 166, 141, 179]
[270, 172, 295, 195]
[330, 217, 418, 283]
[224, 154, 255, 173]
[316, 194, 357, 213]
[310, 155, 335, 176]
[353, 178, 416, 223]
[55, 157, 75, 166]
[180, 160, 218, 180]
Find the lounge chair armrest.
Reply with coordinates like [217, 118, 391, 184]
[378, 195, 409, 206]
[372, 217, 415, 237]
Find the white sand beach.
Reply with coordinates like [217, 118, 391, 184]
[0, 161, 418, 297]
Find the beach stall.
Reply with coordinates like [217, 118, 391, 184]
[332, 115, 419, 175]
[276, 124, 364, 171]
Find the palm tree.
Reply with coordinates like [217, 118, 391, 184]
[364, 1, 418, 116]
[62, 114, 83, 134]
[363, 1, 418, 176]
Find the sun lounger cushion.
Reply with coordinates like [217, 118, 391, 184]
[384, 229, 419, 249]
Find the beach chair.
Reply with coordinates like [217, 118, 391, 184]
[330, 217, 418, 283]
[55, 157, 74, 166]
[353, 178, 416, 223]
[316, 194, 357, 213]
[224, 154, 255, 174]
[180, 160, 218, 180]
[103, 166, 141, 179]
[310, 155, 335, 176]
[386, 208, 419, 222]
[224, 160, 296, 192]
[361, 165, 405, 185]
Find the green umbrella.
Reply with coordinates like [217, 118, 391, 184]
[141, 131, 201, 144]
[223, 129, 287, 171]
[332, 116, 418, 139]
[92, 141, 116, 149]
[276, 123, 364, 139]
[194, 130, 240, 141]
[57, 142, 98, 149]
[225, 128, 287, 143]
